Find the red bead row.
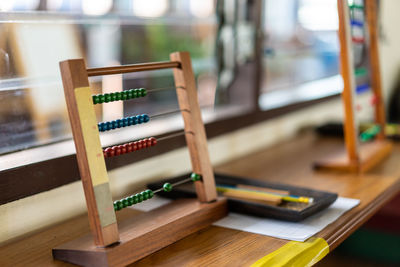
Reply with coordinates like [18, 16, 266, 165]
[103, 137, 157, 158]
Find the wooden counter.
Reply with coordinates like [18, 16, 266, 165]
[1, 132, 400, 266]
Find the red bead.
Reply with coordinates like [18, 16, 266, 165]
[103, 150, 108, 158]
[146, 138, 152, 147]
[131, 142, 137, 151]
[142, 139, 147, 148]
[120, 144, 127, 154]
[150, 137, 157, 146]
[137, 141, 142, 150]
[105, 147, 114, 157]
[111, 146, 119, 156]
[126, 143, 132, 153]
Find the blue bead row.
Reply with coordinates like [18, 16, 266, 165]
[98, 114, 150, 132]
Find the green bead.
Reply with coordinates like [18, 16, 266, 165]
[115, 92, 122, 100]
[145, 189, 154, 199]
[99, 95, 105, 103]
[121, 91, 128, 100]
[163, 183, 172, 192]
[116, 200, 124, 210]
[92, 95, 99, 104]
[140, 88, 147, 97]
[191, 173, 202, 182]
[127, 89, 134, 99]
[136, 193, 143, 203]
[141, 191, 148, 200]
[132, 195, 138, 204]
[127, 196, 134, 206]
[110, 92, 117, 101]
[132, 89, 138, 98]
[113, 202, 118, 211]
[122, 198, 129, 207]
[104, 93, 111, 103]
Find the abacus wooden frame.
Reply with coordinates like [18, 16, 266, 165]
[314, 0, 392, 173]
[52, 51, 227, 267]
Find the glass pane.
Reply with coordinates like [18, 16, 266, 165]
[0, 0, 220, 155]
[259, 0, 340, 110]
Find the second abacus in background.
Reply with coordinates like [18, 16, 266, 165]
[314, 0, 392, 173]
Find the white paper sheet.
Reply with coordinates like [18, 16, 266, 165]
[213, 197, 360, 242]
[129, 196, 172, 212]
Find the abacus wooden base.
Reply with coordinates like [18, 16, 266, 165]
[314, 140, 392, 173]
[53, 197, 227, 267]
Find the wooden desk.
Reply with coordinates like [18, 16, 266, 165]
[1, 132, 400, 266]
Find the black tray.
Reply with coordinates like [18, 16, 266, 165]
[148, 172, 338, 222]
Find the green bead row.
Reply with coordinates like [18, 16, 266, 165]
[113, 189, 153, 211]
[190, 173, 202, 182]
[93, 88, 147, 104]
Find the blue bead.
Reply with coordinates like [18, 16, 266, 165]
[131, 116, 138, 125]
[117, 119, 123, 128]
[137, 115, 144, 124]
[106, 122, 111, 131]
[98, 123, 103, 131]
[111, 121, 117, 129]
[123, 118, 129, 127]
[143, 114, 150, 123]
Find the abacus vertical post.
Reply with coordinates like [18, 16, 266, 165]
[59, 59, 119, 247]
[170, 51, 218, 203]
[365, 0, 386, 140]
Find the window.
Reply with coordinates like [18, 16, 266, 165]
[1, 0, 341, 204]
[259, 0, 341, 110]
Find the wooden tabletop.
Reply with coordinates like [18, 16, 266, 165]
[1, 132, 400, 267]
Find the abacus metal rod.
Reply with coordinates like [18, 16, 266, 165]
[146, 86, 185, 93]
[150, 108, 190, 119]
[86, 61, 181, 77]
[153, 177, 193, 194]
[157, 130, 194, 142]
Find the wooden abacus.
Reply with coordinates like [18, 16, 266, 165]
[52, 51, 227, 266]
[314, 0, 392, 173]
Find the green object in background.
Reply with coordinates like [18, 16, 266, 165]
[355, 67, 368, 77]
[360, 125, 381, 142]
[337, 228, 400, 265]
